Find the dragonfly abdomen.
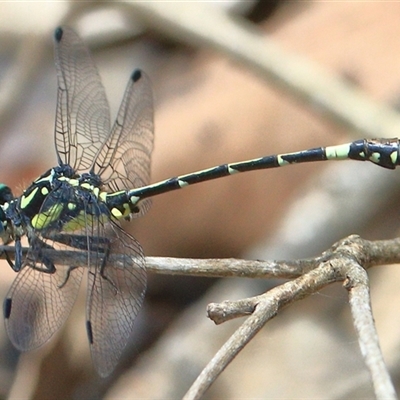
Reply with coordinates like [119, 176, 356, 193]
[103, 190, 139, 219]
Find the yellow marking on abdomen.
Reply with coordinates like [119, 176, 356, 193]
[111, 208, 123, 218]
[228, 166, 239, 174]
[325, 143, 351, 160]
[390, 151, 398, 165]
[369, 152, 381, 164]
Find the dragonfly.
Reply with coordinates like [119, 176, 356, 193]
[0, 26, 152, 378]
[0, 26, 400, 377]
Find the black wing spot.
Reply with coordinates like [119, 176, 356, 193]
[54, 27, 63, 42]
[132, 69, 142, 82]
[4, 298, 12, 319]
[86, 320, 94, 344]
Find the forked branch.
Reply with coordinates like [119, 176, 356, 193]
[0, 234, 398, 399]
[181, 235, 399, 400]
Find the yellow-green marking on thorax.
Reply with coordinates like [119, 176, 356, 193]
[20, 187, 40, 210]
[31, 203, 63, 230]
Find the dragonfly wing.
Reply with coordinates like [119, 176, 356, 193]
[3, 183, 91, 351]
[4, 239, 84, 351]
[92, 70, 154, 216]
[35, 184, 147, 377]
[54, 26, 111, 172]
[86, 220, 146, 377]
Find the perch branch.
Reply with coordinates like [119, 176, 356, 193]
[183, 235, 399, 399]
[0, 234, 398, 399]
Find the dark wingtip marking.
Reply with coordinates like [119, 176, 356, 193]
[132, 69, 142, 82]
[86, 320, 94, 344]
[4, 298, 11, 319]
[54, 27, 63, 42]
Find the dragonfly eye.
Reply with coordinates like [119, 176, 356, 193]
[0, 184, 14, 205]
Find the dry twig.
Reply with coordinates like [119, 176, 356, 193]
[182, 235, 399, 400]
[1, 234, 399, 399]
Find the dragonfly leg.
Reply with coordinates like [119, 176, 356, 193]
[57, 265, 79, 288]
[25, 236, 57, 274]
[32, 254, 56, 274]
[12, 237, 23, 272]
[99, 246, 118, 295]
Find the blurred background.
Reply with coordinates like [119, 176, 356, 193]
[1, 1, 400, 399]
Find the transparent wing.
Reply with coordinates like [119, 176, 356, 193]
[91, 70, 154, 216]
[86, 219, 146, 378]
[15, 181, 147, 376]
[4, 236, 84, 351]
[4, 182, 90, 351]
[54, 26, 111, 172]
